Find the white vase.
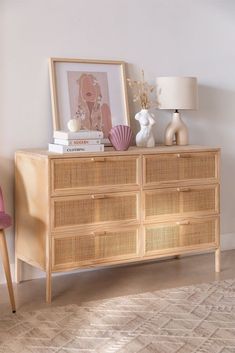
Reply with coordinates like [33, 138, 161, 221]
[67, 118, 81, 132]
[135, 109, 155, 148]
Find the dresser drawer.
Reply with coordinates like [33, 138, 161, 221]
[144, 217, 219, 256]
[52, 228, 139, 270]
[51, 192, 139, 231]
[144, 185, 219, 221]
[143, 152, 219, 187]
[51, 156, 140, 195]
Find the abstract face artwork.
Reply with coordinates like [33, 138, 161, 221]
[67, 71, 112, 137]
[50, 59, 130, 140]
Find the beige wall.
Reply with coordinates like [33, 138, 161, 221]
[1, 0, 235, 282]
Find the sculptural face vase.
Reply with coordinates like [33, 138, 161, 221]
[135, 109, 155, 148]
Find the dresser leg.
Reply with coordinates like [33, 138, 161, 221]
[46, 270, 52, 303]
[215, 247, 221, 273]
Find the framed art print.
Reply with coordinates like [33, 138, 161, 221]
[49, 58, 130, 144]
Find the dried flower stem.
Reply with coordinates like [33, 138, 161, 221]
[127, 70, 156, 109]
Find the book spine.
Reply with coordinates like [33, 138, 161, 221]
[48, 144, 104, 153]
[54, 138, 101, 146]
[53, 130, 104, 139]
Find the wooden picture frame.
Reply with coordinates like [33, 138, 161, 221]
[49, 58, 130, 144]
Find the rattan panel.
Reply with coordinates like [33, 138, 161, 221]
[74, 235, 96, 262]
[52, 157, 138, 192]
[182, 188, 216, 213]
[145, 220, 216, 253]
[53, 194, 138, 228]
[53, 236, 76, 265]
[145, 190, 180, 217]
[98, 231, 137, 258]
[53, 229, 137, 266]
[145, 187, 216, 219]
[145, 153, 216, 184]
[182, 155, 215, 180]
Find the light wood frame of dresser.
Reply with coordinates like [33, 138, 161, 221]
[15, 146, 220, 303]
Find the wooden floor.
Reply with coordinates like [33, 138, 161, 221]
[1, 250, 235, 315]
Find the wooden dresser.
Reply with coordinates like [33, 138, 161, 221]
[15, 145, 220, 303]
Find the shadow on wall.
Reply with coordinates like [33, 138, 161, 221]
[188, 84, 235, 234]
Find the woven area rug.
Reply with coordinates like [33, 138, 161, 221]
[1, 280, 235, 353]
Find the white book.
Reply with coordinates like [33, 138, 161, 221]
[54, 138, 101, 146]
[53, 130, 104, 140]
[48, 143, 104, 154]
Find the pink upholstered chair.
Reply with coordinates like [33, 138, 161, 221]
[0, 187, 16, 313]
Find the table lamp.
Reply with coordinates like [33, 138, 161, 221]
[156, 77, 198, 145]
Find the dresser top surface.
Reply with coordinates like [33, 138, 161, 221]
[15, 145, 220, 159]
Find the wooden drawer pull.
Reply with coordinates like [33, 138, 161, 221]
[91, 194, 106, 199]
[90, 157, 106, 162]
[91, 231, 107, 236]
[177, 154, 192, 158]
[176, 220, 190, 225]
[177, 187, 191, 192]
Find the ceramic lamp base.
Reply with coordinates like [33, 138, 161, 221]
[165, 112, 188, 146]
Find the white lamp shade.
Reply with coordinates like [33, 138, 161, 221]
[156, 76, 198, 110]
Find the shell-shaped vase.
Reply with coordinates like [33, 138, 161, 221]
[108, 125, 133, 151]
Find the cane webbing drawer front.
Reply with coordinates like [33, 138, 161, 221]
[51, 156, 139, 195]
[145, 218, 218, 255]
[144, 185, 219, 221]
[52, 228, 139, 269]
[144, 152, 218, 186]
[52, 192, 139, 230]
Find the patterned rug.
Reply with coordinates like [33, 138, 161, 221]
[1, 279, 235, 353]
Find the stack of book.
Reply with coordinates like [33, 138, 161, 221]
[48, 130, 104, 153]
